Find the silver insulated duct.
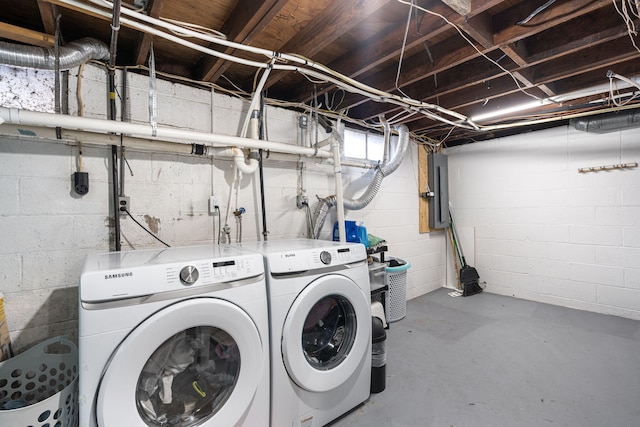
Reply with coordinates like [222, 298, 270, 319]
[312, 124, 411, 238]
[570, 110, 640, 133]
[0, 38, 110, 70]
[343, 123, 410, 210]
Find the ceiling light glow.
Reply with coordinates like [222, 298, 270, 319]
[471, 99, 552, 122]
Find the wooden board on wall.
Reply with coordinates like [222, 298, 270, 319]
[418, 145, 431, 233]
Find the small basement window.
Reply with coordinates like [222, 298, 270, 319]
[343, 128, 385, 162]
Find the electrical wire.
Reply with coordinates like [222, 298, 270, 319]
[396, 0, 542, 102]
[124, 208, 171, 247]
[59, 0, 476, 129]
[394, 0, 415, 98]
[517, 0, 557, 25]
[613, 0, 640, 52]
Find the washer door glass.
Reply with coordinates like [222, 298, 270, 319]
[302, 295, 356, 370]
[136, 326, 240, 427]
[97, 298, 263, 427]
[281, 273, 370, 393]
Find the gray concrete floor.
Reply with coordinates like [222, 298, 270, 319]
[332, 288, 640, 427]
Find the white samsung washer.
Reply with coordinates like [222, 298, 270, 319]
[78, 245, 269, 427]
[239, 239, 371, 427]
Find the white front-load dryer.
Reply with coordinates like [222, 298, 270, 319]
[78, 245, 270, 427]
[238, 239, 371, 427]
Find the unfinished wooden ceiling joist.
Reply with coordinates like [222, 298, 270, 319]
[1, 0, 639, 145]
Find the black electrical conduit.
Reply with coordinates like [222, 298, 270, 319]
[108, 0, 122, 251]
[258, 93, 269, 241]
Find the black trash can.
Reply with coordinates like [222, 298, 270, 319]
[371, 316, 386, 393]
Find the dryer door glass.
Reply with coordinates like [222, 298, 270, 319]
[302, 295, 357, 370]
[136, 326, 240, 427]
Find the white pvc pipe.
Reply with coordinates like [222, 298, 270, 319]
[210, 147, 258, 175]
[0, 108, 332, 158]
[331, 135, 346, 243]
[52, 0, 270, 69]
[52, 0, 474, 129]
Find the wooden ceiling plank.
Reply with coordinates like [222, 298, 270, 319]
[531, 39, 640, 84]
[262, 0, 392, 90]
[281, 0, 391, 57]
[196, 0, 289, 82]
[527, 24, 635, 66]
[288, 0, 493, 103]
[134, 0, 167, 65]
[310, 0, 620, 123]
[0, 22, 55, 48]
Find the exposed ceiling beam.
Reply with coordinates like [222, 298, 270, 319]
[285, 0, 505, 103]
[133, 0, 166, 65]
[493, 0, 611, 45]
[36, 0, 57, 35]
[441, 0, 471, 16]
[262, 0, 392, 93]
[0, 22, 54, 48]
[315, 0, 617, 120]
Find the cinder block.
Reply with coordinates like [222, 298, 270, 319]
[492, 254, 531, 275]
[73, 215, 111, 250]
[0, 216, 73, 254]
[570, 225, 622, 246]
[0, 177, 18, 215]
[0, 139, 70, 178]
[528, 225, 570, 243]
[597, 246, 640, 269]
[548, 242, 596, 263]
[547, 279, 597, 302]
[621, 185, 640, 206]
[623, 227, 640, 248]
[0, 255, 21, 292]
[570, 187, 620, 207]
[530, 258, 571, 280]
[571, 263, 624, 286]
[597, 285, 640, 311]
[596, 206, 640, 226]
[624, 268, 640, 290]
[4, 287, 78, 331]
[22, 250, 85, 290]
[20, 177, 110, 215]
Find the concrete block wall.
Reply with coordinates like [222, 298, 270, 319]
[446, 125, 640, 320]
[0, 64, 445, 352]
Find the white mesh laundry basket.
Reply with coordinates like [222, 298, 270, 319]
[385, 258, 411, 323]
[0, 336, 78, 427]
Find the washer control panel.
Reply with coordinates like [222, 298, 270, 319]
[268, 243, 367, 274]
[81, 249, 264, 303]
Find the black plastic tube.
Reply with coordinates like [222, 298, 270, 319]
[258, 94, 268, 241]
[111, 145, 121, 251]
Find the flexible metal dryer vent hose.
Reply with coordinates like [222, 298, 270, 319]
[0, 38, 109, 70]
[312, 124, 410, 238]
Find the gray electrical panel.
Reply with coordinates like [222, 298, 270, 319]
[428, 153, 449, 229]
